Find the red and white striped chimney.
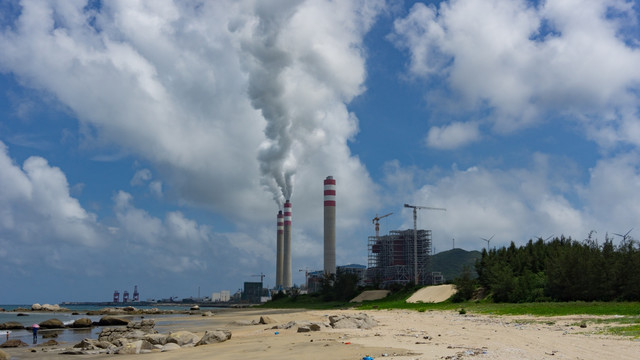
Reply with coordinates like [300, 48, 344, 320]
[283, 200, 292, 288]
[324, 176, 336, 276]
[276, 210, 284, 289]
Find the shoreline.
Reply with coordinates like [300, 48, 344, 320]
[2, 307, 639, 359]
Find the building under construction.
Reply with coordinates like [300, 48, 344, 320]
[367, 229, 432, 287]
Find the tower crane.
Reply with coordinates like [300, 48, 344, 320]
[251, 273, 265, 288]
[372, 212, 393, 238]
[404, 203, 446, 285]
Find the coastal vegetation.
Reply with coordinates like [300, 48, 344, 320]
[473, 235, 640, 303]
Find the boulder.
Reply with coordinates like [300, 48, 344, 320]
[228, 320, 257, 326]
[161, 343, 181, 352]
[0, 322, 24, 330]
[0, 339, 29, 348]
[74, 338, 113, 350]
[0, 308, 4, 312]
[98, 328, 146, 343]
[195, 330, 232, 346]
[16, 313, 28, 317]
[297, 326, 311, 333]
[41, 304, 62, 311]
[39, 318, 65, 329]
[190, 305, 200, 310]
[259, 316, 277, 324]
[71, 318, 93, 328]
[144, 334, 168, 345]
[0, 349, 9, 360]
[42, 339, 59, 346]
[42, 332, 59, 338]
[123, 306, 136, 312]
[116, 340, 154, 354]
[127, 319, 155, 331]
[297, 323, 322, 332]
[329, 314, 377, 329]
[31, 303, 42, 311]
[202, 311, 214, 317]
[98, 316, 130, 326]
[166, 331, 200, 346]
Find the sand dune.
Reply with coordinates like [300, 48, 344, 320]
[406, 284, 457, 303]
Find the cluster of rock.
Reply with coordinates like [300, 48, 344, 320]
[0, 316, 129, 331]
[268, 313, 377, 333]
[63, 320, 231, 355]
[31, 303, 69, 312]
[86, 306, 185, 315]
[328, 313, 378, 329]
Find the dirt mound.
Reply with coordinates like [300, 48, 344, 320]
[350, 290, 390, 303]
[406, 284, 456, 303]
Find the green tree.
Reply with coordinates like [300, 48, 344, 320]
[452, 265, 475, 302]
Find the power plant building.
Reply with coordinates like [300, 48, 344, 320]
[367, 229, 432, 287]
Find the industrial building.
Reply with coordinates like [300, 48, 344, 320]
[367, 229, 433, 287]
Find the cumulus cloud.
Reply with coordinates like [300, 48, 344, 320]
[425, 121, 481, 149]
[392, 0, 640, 143]
[389, 150, 640, 251]
[0, 141, 102, 249]
[0, 0, 380, 227]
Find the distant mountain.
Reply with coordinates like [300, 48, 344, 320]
[430, 248, 482, 282]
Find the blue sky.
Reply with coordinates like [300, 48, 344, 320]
[1, 0, 640, 304]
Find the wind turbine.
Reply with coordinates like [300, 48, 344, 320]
[614, 228, 633, 242]
[481, 235, 494, 250]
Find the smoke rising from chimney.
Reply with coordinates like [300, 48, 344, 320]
[241, 3, 298, 207]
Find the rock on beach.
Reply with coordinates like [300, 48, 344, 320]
[0, 322, 24, 330]
[0, 339, 29, 348]
[39, 318, 65, 329]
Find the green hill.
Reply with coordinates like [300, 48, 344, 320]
[430, 248, 482, 282]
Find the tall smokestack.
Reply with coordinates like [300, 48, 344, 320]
[324, 176, 336, 276]
[283, 200, 292, 288]
[276, 211, 284, 288]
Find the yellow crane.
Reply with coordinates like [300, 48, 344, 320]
[404, 203, 446, 285]
[372, 212, 393, 238]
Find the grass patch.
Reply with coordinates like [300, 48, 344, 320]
[604, 324, 640, 338]
[260, 288, 640, 318]
[356, 289, 640, 316]
[259, 294, 353, 310]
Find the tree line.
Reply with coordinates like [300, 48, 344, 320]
[455, 234, 640, 302]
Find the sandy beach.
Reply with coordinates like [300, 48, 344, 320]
[2, 307, 639, 360]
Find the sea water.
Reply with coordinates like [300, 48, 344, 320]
[0, 304, 201, 346]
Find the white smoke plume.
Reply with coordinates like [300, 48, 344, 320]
[234, 0, 384, 208]
[240, 2, 299, 207]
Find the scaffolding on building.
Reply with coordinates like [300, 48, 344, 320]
[367, 229, 432, 287]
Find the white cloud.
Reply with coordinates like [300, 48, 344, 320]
[387, 153, 603, 251]
[578, 152, 640, 231]
[149, 180, 163, 198]
[130, 168, 152, 186]
[425, 121, 481, 149]
[0, 0, 381, 228]
[0, 141, 102, 248]
[392, 0, 640, 142]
